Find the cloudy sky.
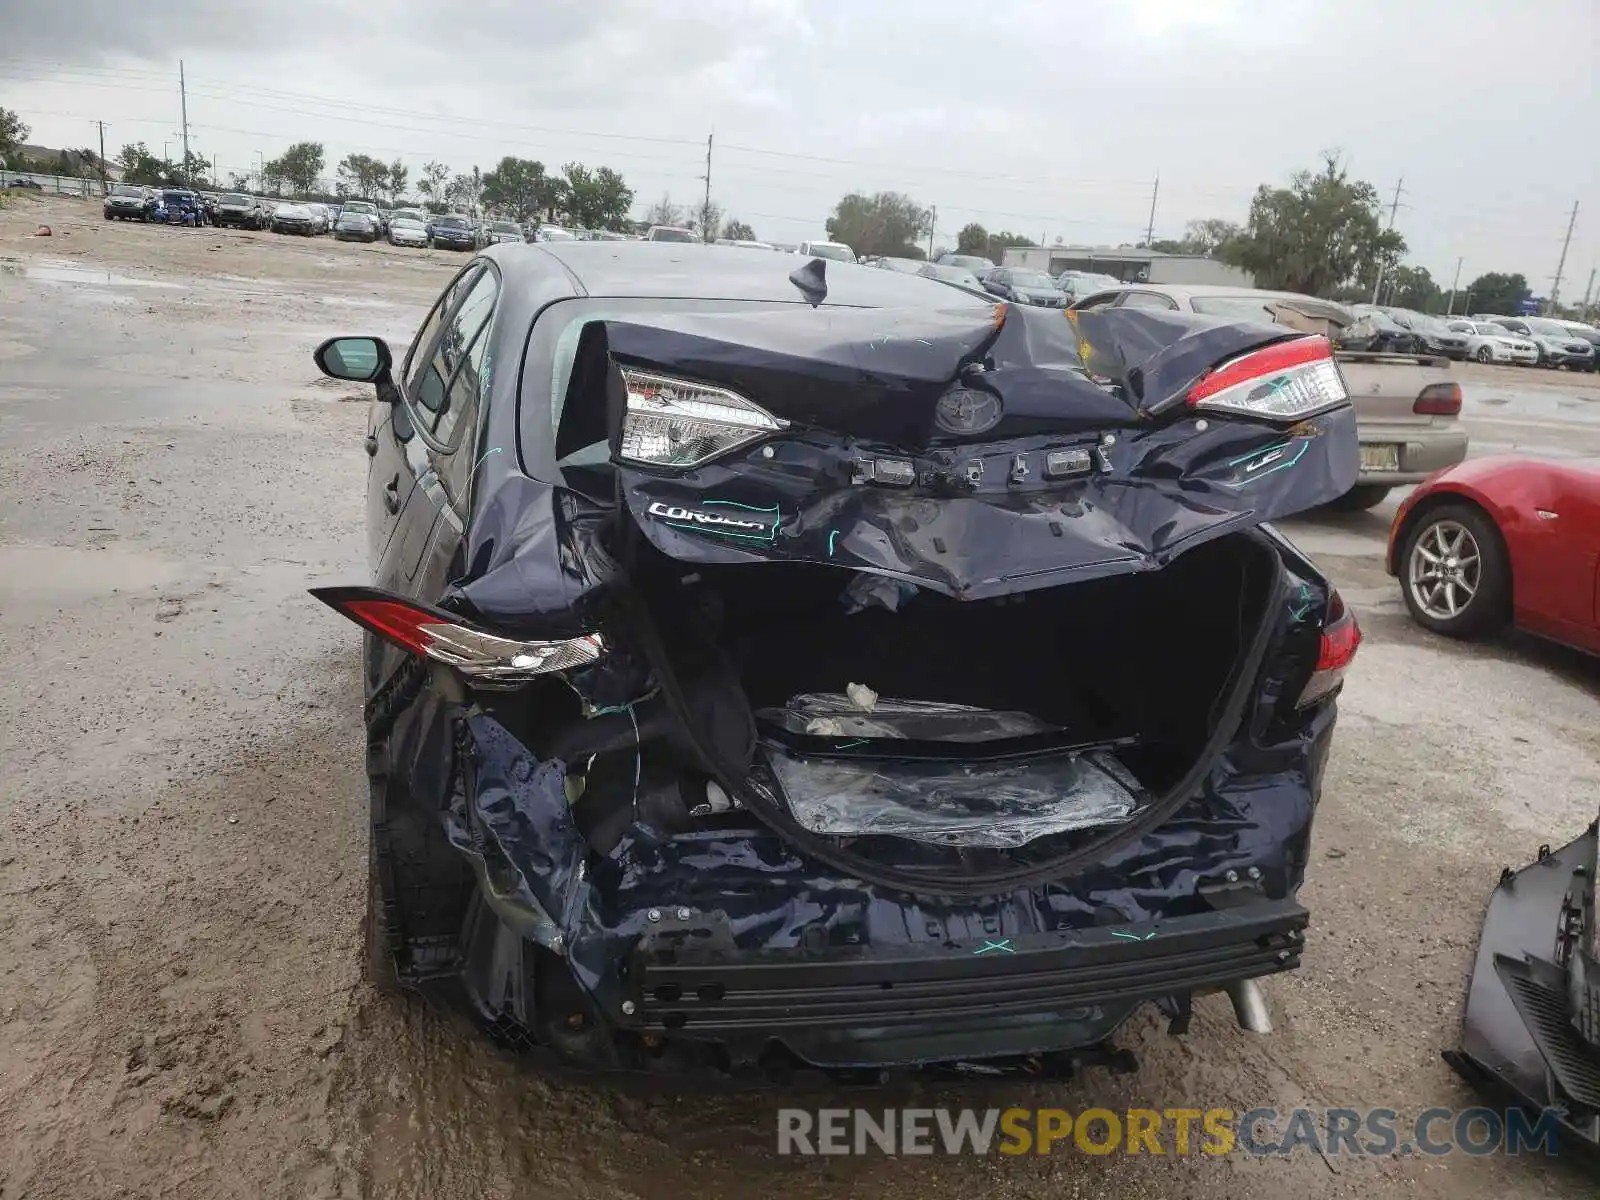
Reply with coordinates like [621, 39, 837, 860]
[4, 0, 1596, 295]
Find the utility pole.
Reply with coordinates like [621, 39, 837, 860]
[179, 60, 191, 170]
[1144, 173, 1159, 248]
[1580, 266, 1596, 317]
[1549, 200, 1578, 309]
[700, 132, 713, 242]
[1445, 256, 1463, 315]
[927, 204, 936, 260]
[95, 119, 107, 196]
[1370, 176, 1404, 304]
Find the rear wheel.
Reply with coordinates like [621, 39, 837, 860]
[1475, 345, 1493, 363]
[1327, 484, 1391, 511]
[1399, 504, 1509, 638]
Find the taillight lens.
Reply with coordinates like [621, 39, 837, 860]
[1187, 336, 1348, 421]
[310, 587, 604, 689]
[1413, 382, 1462, 416]
[617, 367, 787, 468]
[1297, 589, 1361, 707]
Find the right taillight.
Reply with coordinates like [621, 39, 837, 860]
[1413, 382, 1462, 416]
[1298, 589, 1361, 708]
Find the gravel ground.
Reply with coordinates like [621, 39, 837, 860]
[2, 194, 1597, 1200]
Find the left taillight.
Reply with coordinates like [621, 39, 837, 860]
[1297, 588, 1361, 707]
[1187, 336, 1349, 421]
[1413, 382, 1462, 416]
[310, 586, 604, 689]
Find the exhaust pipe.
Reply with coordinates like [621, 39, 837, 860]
[1227, 979, 1273, 1034]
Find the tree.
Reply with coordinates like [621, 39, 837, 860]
[984, 231, 1033, 263]
[1462, 272, 1530, 316]
[645, 193, 681, 227]
[1383, 264, 1441, 311]
[825, 191, 931, 257]
[227, 171, 252, 191]
[723, 219, 755, 242]
[265, 142, 324, 196]
[561, 162, 633, 230]
[956, 223, 989, 255]
[387, 159, 409, 203]
[1221, 154, 1405, 297]
[691, 199, 723, 243]
[336, 153, 389, 199]
[0, 107, 27, 165]
[445, 170, 481, 214]
[480, 156, 563, 222]
[118, 142, 166, 186]
[418, 160, 450, 203]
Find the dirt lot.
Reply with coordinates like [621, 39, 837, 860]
[2, 193, 1598, 1200]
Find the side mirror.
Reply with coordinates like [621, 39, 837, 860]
[315, 336, 393, 384]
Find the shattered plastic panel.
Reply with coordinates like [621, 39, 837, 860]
[759, 692, 1056, 742]
[605, 304, 1359, 601]
[764, 747, 1141, 848]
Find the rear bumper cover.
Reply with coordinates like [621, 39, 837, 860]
[1446, 819, 1600, 1149]
[1357, 425, 1469, 484]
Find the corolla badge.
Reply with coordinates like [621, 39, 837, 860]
[935, 387, 1003, 435]
[646, 500, 781, 542]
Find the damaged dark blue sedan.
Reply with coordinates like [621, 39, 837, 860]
[310, 243, 1362, 1080]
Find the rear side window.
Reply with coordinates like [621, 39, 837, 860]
[1119, 290, 1178, 309]
[403, 264, 481, 401]
[409, 267, 497, 444]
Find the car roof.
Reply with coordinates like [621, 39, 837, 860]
[488, 242, 991, 306]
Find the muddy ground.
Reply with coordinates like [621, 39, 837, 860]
[2, 193, 1598, 1199]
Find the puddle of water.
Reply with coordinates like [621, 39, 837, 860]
[1, 257, 179, 289]
[0, 543, 186, 605]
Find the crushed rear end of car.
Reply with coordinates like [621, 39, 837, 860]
[317, 297, 1363, 1081]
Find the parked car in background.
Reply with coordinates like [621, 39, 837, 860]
[308, 243, 1361, 1077]
[391, 207, 427, 225]
[1388, 457, 1600, 652]
[339, 200, 380, 233]
[270, 203, 317, 235]
[2, 175, 43, 190]
[1055, 271, 1124, 302]
[335, 208, 381, 242]
[1341, 307, 1425, 354]
[427, 214, 477, 251]
[305, 203, 333, 234]
[984, 268, 1068, 308]
[1488, 316, 1591, 368]
[646, 225, 697, 243]
[916, 262, 995, 300]
[1382, 310, 1469, 360]
[936, 252, 996, 274]
[1071, 284, 1467, 510]
[156, 189, 207, 226]
[1554, 321, 1600, 372]
[1443, 319, 1539, 365]
[476, 219, 525, 248]
[534, 225, 578, 243]
[386, 216, 428, 248]
[714, 238, 778, 251]
[103, 183, 156, 221]
[213, 192, 266, 229]
[588, 230, 632, 242]
[874, 256, 928, 274]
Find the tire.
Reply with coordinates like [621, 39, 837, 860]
[1475, 345, 1493, 364]
[1327, 484, 1392, 511]
[1397, 503, 1509, 639]
[364, 816, 400, 994]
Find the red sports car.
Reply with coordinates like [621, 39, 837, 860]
[1386, 457, 1600, 652]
